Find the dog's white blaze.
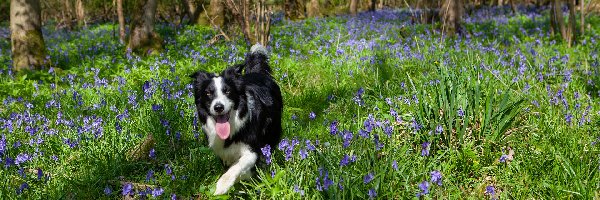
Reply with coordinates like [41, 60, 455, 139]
[210, 77, 234, 115]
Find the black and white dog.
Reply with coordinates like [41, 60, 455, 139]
[190, 44, 282, 195]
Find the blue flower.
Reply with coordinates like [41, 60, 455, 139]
[261, 144, 272, 164]
[149, 148, 156, 159]
[340, 154, 350, 167]
[294, 185, 305, 196]
[363, 172, 374, 184]
[16, 182, 29, 195]
[299, 148, 308, 160]
[37, 168, 43, 180]
[165, 164, 172, 175]
[146, 169, 155, 182]
[0, 134, 6, 154]
[435, 124, 443, 134]
[122, 183, 133, 196]
[104, 186, 112, 195]
[278, 139, 289, 151]
[343, 130, 353, 148]
[171, 193, 177, 200]
[421, 142, 430, 156]
[15, 153, 31, 165]
[305, 140, 316, 151]
[329, 120, 338, 135]
[416, 181, 429, 197]
[485, 185, 495, 196]
[430, 171, 442, 186]
[392, 160, 398, 171]
[152, 187, 164, 197]
[457, 108, 465, 117]
[309, 112, 316, 120]
[499, 154, 508, 163]
[368, 188, 377, 199]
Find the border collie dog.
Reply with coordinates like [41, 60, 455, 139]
[190, 44, 282, 195]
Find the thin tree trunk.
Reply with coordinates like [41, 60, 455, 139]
[440, 0, 464, 35]
[75, 0, 86, 27]
[567, 0, 577, 46]
[350, 0, 357, 15]
[509, 0, 517, 14]
[209, 0, 224, 27]
[63, 0, 73, 30]
[10, 0, 46, 71]
[128, 0, 162, 55]
[370, 0, 377, 11]
[307, 0, 320, 17]
[580, 0, 585, 35]
[183, 0, 200, 25]
[551, 0, 566, 38]
[117, 0, 126, 43]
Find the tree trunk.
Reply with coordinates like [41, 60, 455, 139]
[550, 0, 566, 38]
[370, 0, 377, 11]
[10, 0, 46, 71]
[509, 0, 517, 14]
[182, 0, 198, 24]
[128, 0, 162, 55]
[75, 0, 86, 27]
[117, 0, 126, 43]
[209, 0, 224, 28]
[62, 0, 73, 30]
[350, 0, 357, 15]
[307, 0, 320, 17]
[580, 0, 585, 34]
[440, 0, 464, 35]
[566, 0, 577, 46]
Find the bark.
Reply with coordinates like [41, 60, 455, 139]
[350, 0, 357, 15]
[182, 0, 198, 24]
[10, 0, 46, 71]
[440, 0, 464, 35]
[580, 0, 585, 34]
[117, 0, 125, 43]
[307, 0, 320, 17]
[209, 0, 224, 27]
[62, 0, 73, 30]
[75, 0, 86, 27]
[128, 0, 162, 55]
[567, 0, 577, 46]
[509, 0, 517, 14]
[370, 0, 377, 11]
[550, 0, 566, 38]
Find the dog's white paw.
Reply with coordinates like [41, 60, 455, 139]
[214, 173, 236, 195]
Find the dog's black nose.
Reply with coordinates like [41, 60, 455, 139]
[214, 103, 224, 113]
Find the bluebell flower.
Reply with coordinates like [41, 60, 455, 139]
[485, 185, 495, 196]
[368, 188, 377, 199]
[15, 153, 31, 165]
[149, 148, 156, 159]
[104, 186, 112, 195]
[343, 130, 353, 148]
[305, 140, 316, 151]
[499, 154, 508, 163]
[291, 114, 298, 120]
[457, 108, 465, 117]
[421, 142, 430, 156]
[171, 193, 177, 200]
[0, 134, 6, 154]
[261, 144, 272, 164]
[278, 139, 289, 151]
[330, 120, 338, 135]
[146, 169, 154, 182]
[152, 187, 164, 197]
[16, 182, 29, 195]
[294, 185, 305, 196]
[122, 183, 133, 196]
[299, 148, 308, 160]
[436, 124, 443, 134]
[416, 181, 429, 197]
[309, 112, 316, 120]
[430, 171, 442, 186]
[37, 168, 43, 180]
[363, 172, 374, 184]
[392, 160, 398, 171]
[165, 164, 172, 175]
[340, 154, 350, 167]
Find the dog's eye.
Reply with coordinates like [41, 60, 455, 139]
[206, 91, 212, 96]
[224, 88, 230, 95]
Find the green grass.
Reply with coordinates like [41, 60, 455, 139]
[0, 7, 600, 199]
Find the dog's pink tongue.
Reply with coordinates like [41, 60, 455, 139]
[215, 116, 230, 140]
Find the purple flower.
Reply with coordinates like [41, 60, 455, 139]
[485, 185, 496, 196]
[392, 160, 398, 170]
[16, 182, 29, 195]
[299, 148, 308, 160]
[294, 185, 305, 196]
[122, 183, 133, 196]
[435, 124, 443, 134]
[416, 181, 429, 197]
[152, 187, 164, 197]
[146, 169, 155, 182]
[343, 131, 353, 148]
[340, 154, 350, 167]
[261, 144, 272, 164]
[368, 188, 377, 199]
[363, 172, 374, 184]
[278, 139, 289, 151]
[165, 164, 172, 175]
[430, 171, 442, 186]
[149, 148, 156, 159]
[565, 113, 573, 125]
[305, 140, 316, 151]
[171, 193, 177, 200]
[104, 186, 112, 195]
[37, 168, 43, 180]
[309, 112, 316, 120]
[330, 120, 338, 135]
[0, 134, 6, 154]
[457, 107, 465, 117]
[15, 153, 31, 165]
[421, 142, 430, 156]
[499, 154, 508, 163]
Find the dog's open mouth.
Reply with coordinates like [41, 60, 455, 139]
[215, 114, 230, 140]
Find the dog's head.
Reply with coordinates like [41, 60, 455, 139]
[190, 68, 244, 140]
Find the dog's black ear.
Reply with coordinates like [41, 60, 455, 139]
[190, 70, 211, 89]
[190, 70, 211, 123]
[222, 64, 244, 79]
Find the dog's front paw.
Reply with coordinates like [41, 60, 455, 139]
[214, 173, 236, 195]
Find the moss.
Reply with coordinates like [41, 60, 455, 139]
[11, 29, 46, 71]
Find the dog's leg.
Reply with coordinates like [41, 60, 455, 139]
[214, 148, 257, 195]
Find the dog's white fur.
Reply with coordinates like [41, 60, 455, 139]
[201, 77, 256, 195]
